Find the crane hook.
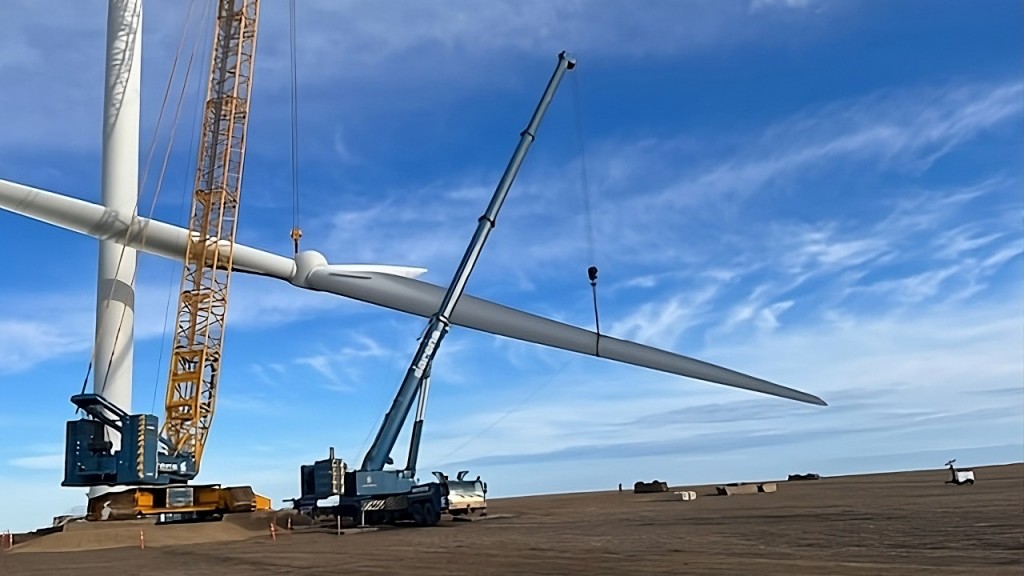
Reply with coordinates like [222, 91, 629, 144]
[587, 266, 601, 357]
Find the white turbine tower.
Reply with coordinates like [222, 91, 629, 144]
[91, 0, 142, 500]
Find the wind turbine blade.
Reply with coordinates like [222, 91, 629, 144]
[324, 264, 428, 279]
[1, 178, 826, 406]
[303, 269, 827, 406]
[0, 179, 429, 282]
[0, 178, 297, 280]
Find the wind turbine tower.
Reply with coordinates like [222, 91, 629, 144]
[90, 0, 141, 500]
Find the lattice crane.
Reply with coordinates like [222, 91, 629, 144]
[163, 0, 259, 472]
[61, 0, 270, 522]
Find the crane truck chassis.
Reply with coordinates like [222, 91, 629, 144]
[289, 52, 576, 527]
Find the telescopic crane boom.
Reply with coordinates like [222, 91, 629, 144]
[292, 52, 576, 527]
[363, 52, 577, 474]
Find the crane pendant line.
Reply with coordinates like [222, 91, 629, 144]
[360, 51, 577, 473]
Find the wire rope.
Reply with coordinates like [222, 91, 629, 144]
[151, 1, 214, 414]
[94, 0, 200, 399]
[288, 0, 302, 253]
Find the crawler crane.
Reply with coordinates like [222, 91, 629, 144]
[62, 0, 270, 522]
[290, 52, 576, 527]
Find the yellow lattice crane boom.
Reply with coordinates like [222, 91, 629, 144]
[163, 0, 259, 469]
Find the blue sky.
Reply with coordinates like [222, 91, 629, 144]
[1, 0, 1022, 532]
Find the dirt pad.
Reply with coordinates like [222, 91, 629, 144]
[1, 464, 1021, 575]
[5, 511, 288, 553]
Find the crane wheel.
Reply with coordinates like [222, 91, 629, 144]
[422, 502, 440, 526]
[410, 503, 426, 525]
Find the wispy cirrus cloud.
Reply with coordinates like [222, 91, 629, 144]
[417, 293, 1022, 475]
[606, 285, 722, 347]
[0, 320, 90, 375]
[0, 271, 354, 376]
[594, 176, 1018, 342]
[0, 0, 844, 157]
[9, 453, 64, 471]
[750, 0, 814, 10]
[632, 80, 1024, 214]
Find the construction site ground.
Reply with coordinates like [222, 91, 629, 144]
[2, 463, 1021, 575]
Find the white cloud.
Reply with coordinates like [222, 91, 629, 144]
[297, 354, 344, 386]
[259, 0, 839, 79]
[0, 270, 352, 376]
[755, 300, 794, 330]
[0, 320, 89, 375]
[750, 0, 813, 11]
[417, 294, 1022, 476]
[332, 126, 357, 164]
[9, 453, 64, 471]
[607, 285, 721, 348]
[934, 225, 1004, 260]
[982, 239, 1024, 270]
[642, 81, 1024, 212]
[0, 1, 846, 154]
[858, 266, 962, 303]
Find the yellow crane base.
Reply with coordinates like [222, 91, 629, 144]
[86, 484, 272, 523]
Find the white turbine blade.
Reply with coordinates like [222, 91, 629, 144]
[1, 178, 826, 406]
[0, 178, 297, 280]
[0, 179, 427, 282]
[325, 264, 428, 279]
[303, 268, 828, 406]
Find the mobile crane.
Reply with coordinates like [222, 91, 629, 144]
[290, 52, 577, 527]
[61, 0, 271, 522]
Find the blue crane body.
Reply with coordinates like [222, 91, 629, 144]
[291, 52, 577, 527]
[63, 393, 196, 487]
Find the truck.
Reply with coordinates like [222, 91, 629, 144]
[288, 51, 577, 527]
[433, 471, 488, 519]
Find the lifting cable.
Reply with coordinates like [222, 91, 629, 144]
[106, 1, 208, 404]
[425, 64, 601, 469]
[87, 0, 206, 405]
[288, 0, 303, 254]
[151, 3, 214, 415]
[571, 66, 603, 357]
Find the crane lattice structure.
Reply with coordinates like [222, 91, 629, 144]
[163, 0, 260, 468]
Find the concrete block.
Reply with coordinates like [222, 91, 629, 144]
[716, 484, 759, 496]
